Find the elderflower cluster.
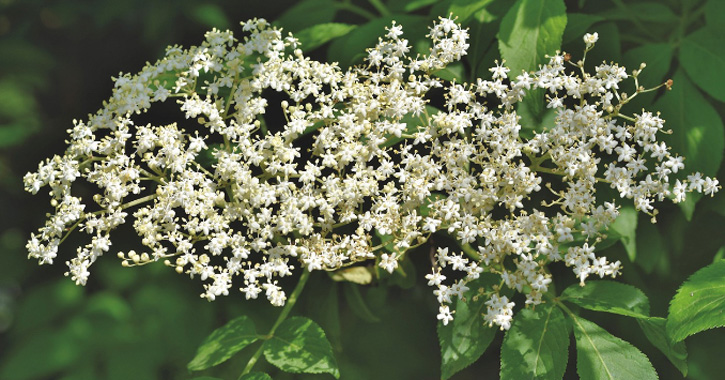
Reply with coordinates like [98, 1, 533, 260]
[25, 17, 718, 328]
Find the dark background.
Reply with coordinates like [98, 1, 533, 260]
[1, 0, 724, 379]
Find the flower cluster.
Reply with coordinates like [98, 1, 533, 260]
[25, 18, 718, 328]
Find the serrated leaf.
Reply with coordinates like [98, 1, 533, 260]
[498, 0, 567, 77]
[680, 26, 725, 102]
[500, 304, 569, 380]
[329, 266, 373, 285]
[637, 317, 688, 376]
[656, 70, 724, 181]
[573, 316, 658, 380]
[187, 316, 258, 371]
[610, 206, 637, 262]
[562, 280, 650, 318]
[239, 372, 273, 380]
[296, 23, 357, 52]
[262, 317, 340, 378]
[438, 273, 501, 379]
[667, 260, 725, 342]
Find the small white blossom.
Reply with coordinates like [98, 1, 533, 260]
[25, 17, 716, 327]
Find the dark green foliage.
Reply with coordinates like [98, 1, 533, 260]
[2, 1, 724, 379]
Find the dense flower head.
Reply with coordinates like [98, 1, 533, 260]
[25, 17, 719, 328]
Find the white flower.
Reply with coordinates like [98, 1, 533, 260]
[583, 32, 599, 47]
[437, 305, 454, 325]
[24, 17, 716, 326]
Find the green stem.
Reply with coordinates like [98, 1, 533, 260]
[239, 270, 312, 378]
[58, 193, 158, 245]
[461, 243, 480, 260]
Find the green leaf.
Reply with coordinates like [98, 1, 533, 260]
[262, 317, 340, 378]
[656, 70, 724, 180]
[634, 220, 667, 274]
[448, 0, 495, 23]
[562, 13, 603, 44]
[329, 266, 374, 285]
[382, 104, 441, 148]
[714, 246, 725, 262]
[500, 304, 569, 380]
[573, 316, 658, 380]
[239, 372, 273, 380]
[342, 283, 381, 322]
[705, 0, 725, 35]
[562, 280, 650, 318]
[654, 70, 724, 218]
[187, 4, 230, 29]
[610, 206, 638, 262]
[13, 279, 83, 334]
[597, 2, 677, 24]
[275, 0, 337, 32]
[0, 328, 82, 380]
[0, 81, 40, 148]
[404, 0, 439, 12]
[581, 22, 621, 64]
[431, 62, 465, 82]
[83, 291, 132, 322]
[622, 43, 673, 110]
[471, 0, 511, 24]
[438, 273, 500, 379]
[190, 377, 226, 380]
[637, 317, 688, 376]
[498, 0, 567, 77]
[187, 316, 258, 371]
[667, 260, 725, 342]
[389, 253, 417, 289]
[623, 43, 673, 89]
[517, 94, 556, 137]
[328, 15, 429, 68]
[296, 23, 357, 52]
[680, 26, 725, 102]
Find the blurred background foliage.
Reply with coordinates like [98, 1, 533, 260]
[0, 0, 723, 379]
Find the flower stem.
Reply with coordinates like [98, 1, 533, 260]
[239, 269, 312, 378]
